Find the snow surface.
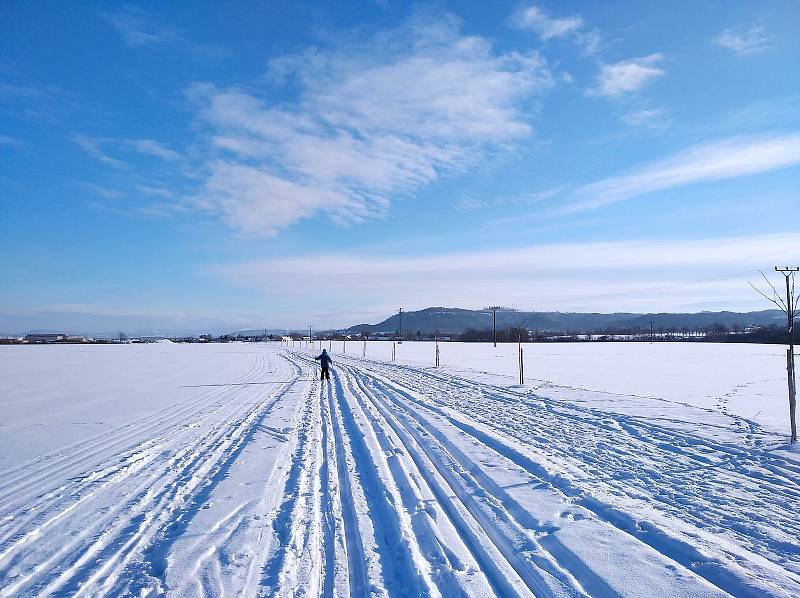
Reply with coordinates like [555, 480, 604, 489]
[0, 342, 798, 596]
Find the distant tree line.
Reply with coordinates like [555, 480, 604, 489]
[454, 323, 794, 344]
[459, 327, 530, 343]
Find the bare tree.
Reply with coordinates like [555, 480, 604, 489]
[750, 268, 799, 442]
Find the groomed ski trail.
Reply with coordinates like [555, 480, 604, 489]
[1, 344, 798, 597]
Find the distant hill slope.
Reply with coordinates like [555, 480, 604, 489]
[344, 307, 786, 335]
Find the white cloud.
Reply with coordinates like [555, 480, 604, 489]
[125, 139, 182, 161]
[102, 7, 227, 58]
[514, 6, 583, 40]
[715, 25, 770, 56]
[589, 54, 665, 97]
[80, 182, 125, 199]
[576, 29, 602, 55]
[72, 135, 126, 168]
[196, 161, 386, 236]
[621, 107, 670, 128]
[72, 135, 181, 165]
[188, 16, 553, 236]
[102, 8, 177, 48]
[563, 132, 800, 213]
[214, 233, 800, 324]
[136, 185, 175, 198]
[513, 5, 601, 54]
[455, 186, 564, 212]
[0, 134, 22, 147]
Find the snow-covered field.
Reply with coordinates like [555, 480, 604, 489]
[0, 342, 798, 596]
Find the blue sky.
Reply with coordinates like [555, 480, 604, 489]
[1, 1, 799, 332]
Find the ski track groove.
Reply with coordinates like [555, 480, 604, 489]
[324, 370, 370, 597]
[340, 366, 484, 597]
[2, 344, 798, 597]
[340, 360, 587, 598]
[0, 353, 273, 526]
[259, 381, 322, 596]
[336, 352, 800, 596]
[0, 353, 302, 597]
[329, 364, 429, 597]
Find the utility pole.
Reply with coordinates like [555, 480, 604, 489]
[486, 306, 503, 347]
[398, 308, 403, 343]
[650, 321, 654, 344]
[309, 324, 312, 349]
[776, 267, 798, 442]
[751, 267, 798, 442]
[518, 326, 524, 385]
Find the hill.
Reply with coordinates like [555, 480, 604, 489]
[344, 307, 785, 335]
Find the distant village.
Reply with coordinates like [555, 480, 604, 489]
[0, 330, 448, 345]
[1, 323, 791, 345]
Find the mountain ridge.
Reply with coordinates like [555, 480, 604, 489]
[343, 307, 786, 335]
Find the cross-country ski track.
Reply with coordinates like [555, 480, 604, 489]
[1, 345, 798, 597]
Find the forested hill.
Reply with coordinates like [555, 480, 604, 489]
[344, 307, 786, 335]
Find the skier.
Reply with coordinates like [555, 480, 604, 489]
[315, 348, 332, 381]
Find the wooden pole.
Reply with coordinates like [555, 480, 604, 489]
[518, 328, 524, 385]
[776, 267, 798, 442]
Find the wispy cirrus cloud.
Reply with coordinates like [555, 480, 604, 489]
[124, 139, 181, 161]
[73, 135, 127, 168]
[455, 186, 564, 212]
[214, 233, 800, 322]
[102, 7, 227, 59]
[187, 14, 553, 236]
[73, 135, 181, 166]
[513, 5, 583, 40]
[0, 134, 22, 147]
[512, 4, 601, 54]
[715, 25, 770, 56]
[80, 181, 125, 199]
[136, 185, 175, 198]
[561, 132, 800, 213]
[621, 107, 670, 129]
[589, 53, 665, 97]
[103, 8, 176, 47]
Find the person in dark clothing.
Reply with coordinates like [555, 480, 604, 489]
[315, 348, 332, 381]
